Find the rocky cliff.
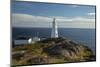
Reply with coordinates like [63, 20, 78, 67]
[12, 37, 95, 66]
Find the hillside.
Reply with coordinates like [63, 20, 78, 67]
[12, 37, 95, 66]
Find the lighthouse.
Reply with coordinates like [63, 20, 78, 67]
[51, 18, 58, 38]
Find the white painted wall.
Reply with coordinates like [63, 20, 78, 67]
[14, 40, 29, 45]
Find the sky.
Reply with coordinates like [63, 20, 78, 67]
[11, 1, 96, 28]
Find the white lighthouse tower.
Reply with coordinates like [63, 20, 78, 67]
[51, 18, 58, 38]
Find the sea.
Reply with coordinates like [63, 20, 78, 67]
[12, 27, 96, 54]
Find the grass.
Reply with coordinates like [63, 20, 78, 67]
[12, 37, 95, 66]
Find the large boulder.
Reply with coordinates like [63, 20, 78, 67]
[43, 37, 95, 61]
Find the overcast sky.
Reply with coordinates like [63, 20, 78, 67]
[11, 1, 96, 28]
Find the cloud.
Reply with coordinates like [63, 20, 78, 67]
[12, 13, 95, 28]
[12, 13, 53, 27]
[87, 12, 95, 16]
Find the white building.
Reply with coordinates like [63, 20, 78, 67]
[51, 18, 58, 38]
[14, 37, 32, 45]
[31, 37, 40, 43]
[14, 36, 40, 45]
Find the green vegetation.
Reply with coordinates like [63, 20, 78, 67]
[12, 37, 95, 66]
